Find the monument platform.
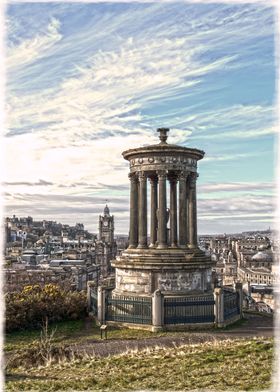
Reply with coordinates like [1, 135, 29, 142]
[112, 247, 213, 296]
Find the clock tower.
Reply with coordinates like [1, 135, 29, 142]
[99, 204, 114, 244]
[97, 204, 117, 277]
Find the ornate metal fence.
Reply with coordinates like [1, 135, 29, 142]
[224, 290, 240, 320]
[164, 294, 215, 324]
[105, 294, 152, 325]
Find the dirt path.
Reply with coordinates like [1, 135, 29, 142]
[72, 312, 274, 358]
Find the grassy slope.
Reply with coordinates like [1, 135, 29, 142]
[5, 316, 251, 352]
[6, 338, 273, 391]
[5, 319, 158, 352]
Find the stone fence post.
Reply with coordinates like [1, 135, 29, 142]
[152, 289, 163, 332]
[87, 281, 95, 313]
[97, 286, 106, 324]
[235, 282, 243, 319]
[214, 287, 224, 327]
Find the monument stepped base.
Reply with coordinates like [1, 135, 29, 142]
[112, 247, 213, 295]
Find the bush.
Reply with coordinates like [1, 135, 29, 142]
[5, 284, 87, 332]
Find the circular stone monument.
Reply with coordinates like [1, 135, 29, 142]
[111, 128, 214, 297]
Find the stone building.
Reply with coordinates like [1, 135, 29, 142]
[238, 245, 274, 286]
[212, 249, 238, 286]
[5, 259, 99, 292]
[95, 205, 117, 277]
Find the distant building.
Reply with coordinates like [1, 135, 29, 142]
[96, 205, 117, 277]
[5, 260, 99, 292]
[4, 214, 100, 291]
[207, 232, 276, 311]
[99, 204, 114, 243]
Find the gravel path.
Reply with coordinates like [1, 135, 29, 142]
[72, 313, 274, 358]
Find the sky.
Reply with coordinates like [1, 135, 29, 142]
[3, 1, 277, 235]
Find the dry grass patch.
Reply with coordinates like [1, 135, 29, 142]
[6, 338, 273, 391]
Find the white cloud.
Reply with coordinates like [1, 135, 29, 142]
[202, 151, 261, 162]
[4, 188, 275, 234]
[5, 26, 243, 191]
[7, 17, 62, 71]
[198, 181, 275, 193]
[178, 104, 276, 140]
[195, 126, 276, 140]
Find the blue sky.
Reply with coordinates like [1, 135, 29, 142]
[4, 2, 276, 234]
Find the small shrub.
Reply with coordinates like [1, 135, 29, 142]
[5, 284, 87, 332]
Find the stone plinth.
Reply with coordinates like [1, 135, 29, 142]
[111, 247, 213, 296]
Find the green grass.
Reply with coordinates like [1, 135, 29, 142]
[5, 318, 160, 353]
[5, 338, 273, 391]
[5, 320, 85, 351]
[4, 312, 271, 353]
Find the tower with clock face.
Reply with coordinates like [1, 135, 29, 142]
[97, 205, 117, 277]
[99, 204, 114, 244]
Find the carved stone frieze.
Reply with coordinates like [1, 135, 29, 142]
[129, 154, 197, 174]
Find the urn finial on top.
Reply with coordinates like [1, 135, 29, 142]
[157, 128, 169, 144]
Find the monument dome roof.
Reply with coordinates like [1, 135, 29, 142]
[122, 128, 205, 161]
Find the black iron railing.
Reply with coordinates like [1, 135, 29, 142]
[105, 294, 152, 324]
[164, 295, 215, 324]
[224, 290, 240, 320]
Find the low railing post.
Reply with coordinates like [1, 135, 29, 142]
[97, 286, 105, 324]
[152, 289, 163, 331]
[214, 287, 224, 327]
[235, 282, 243, 319]
[87, 281, 95, 313]
[87, 281, 91, 313]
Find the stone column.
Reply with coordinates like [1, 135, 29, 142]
[185, 177, 190, 245]
[169, 175, 178, 247]
[149, 176, 158, 248]
[179, 172, 187, 247]
[157, 170, 167, 249]
[188, 173, 198, 249]
[152, 289, 163, 332]
[128, 173, 138, 249]
[138, 171, 148, 248]
[214, 287, 224, 327]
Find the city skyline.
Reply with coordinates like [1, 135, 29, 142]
[4, 212, 274, 238]
[4, 2, 276, 234]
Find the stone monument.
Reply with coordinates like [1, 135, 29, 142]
[111, 128, 214, 297]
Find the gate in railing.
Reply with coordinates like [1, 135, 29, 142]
[224, 290, 240, 320]
[164, 294, 215, 324]
[105, 294, 152, 325]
